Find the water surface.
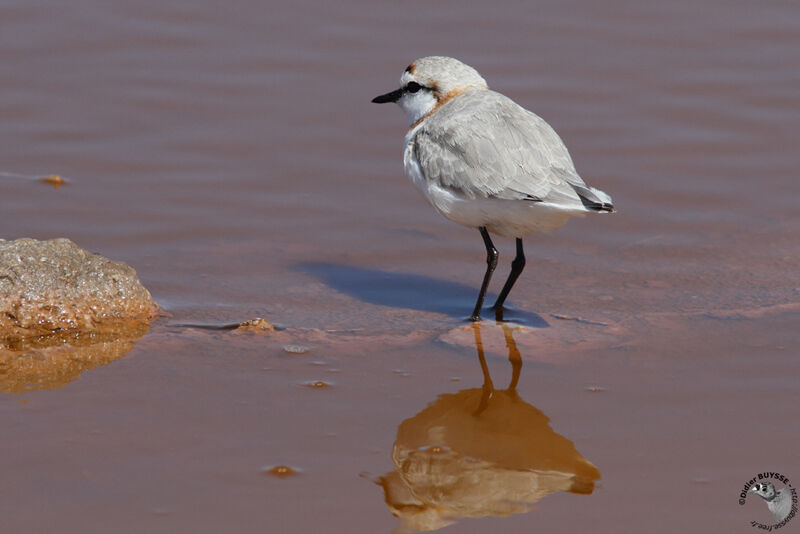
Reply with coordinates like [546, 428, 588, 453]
[1, 1, 799, 532]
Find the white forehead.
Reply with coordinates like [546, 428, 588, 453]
[400, 56, 489, 94]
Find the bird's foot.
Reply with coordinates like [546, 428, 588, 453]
[491, 304, 506, 322]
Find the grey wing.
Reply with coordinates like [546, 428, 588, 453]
[413, 91, 611, 210]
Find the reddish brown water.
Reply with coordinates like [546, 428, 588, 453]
[2, 1, 799, 532]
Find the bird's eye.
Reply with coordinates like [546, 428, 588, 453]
[406, 82, 423, 93]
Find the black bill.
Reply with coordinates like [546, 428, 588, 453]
[371, 88, 403, 104]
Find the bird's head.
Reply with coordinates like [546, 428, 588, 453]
[371, 56, 489, 126]
[750, 482, 777, 501]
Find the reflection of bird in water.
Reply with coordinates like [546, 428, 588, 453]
[378, 323, 600, 531]
[750, 482, 792, 522]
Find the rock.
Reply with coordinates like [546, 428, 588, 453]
[234, 317, 276, 332]
[0, 238, 158, 340]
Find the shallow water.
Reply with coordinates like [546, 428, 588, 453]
[1, 0, 799, 532]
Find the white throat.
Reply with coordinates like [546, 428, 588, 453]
[397, 91, 438, 126]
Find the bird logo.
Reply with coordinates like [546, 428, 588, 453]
[749, 482, 793, 523]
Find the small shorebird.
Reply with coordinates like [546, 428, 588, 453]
[372, 56, 614, 321]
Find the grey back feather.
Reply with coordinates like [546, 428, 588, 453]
[410, 90, 610, 210]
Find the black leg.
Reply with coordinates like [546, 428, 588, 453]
[492, 238, 526, 311]
[470, 227, 498, 321]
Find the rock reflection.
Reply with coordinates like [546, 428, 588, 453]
[0, 322, 149, 393]
[379, 324, 600, 531]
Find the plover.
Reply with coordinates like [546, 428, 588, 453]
[372, 56, 614, 321]
[750, 482, 792, 522]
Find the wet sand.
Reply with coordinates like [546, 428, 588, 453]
[1, 0, 799, 532]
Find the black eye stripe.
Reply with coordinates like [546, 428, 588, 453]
[406, 81, 423, 93]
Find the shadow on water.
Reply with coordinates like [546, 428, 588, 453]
[295, 262, 548, 327]
[376, 323, 600, 531]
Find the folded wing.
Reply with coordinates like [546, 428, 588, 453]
[411, 91, 613, 212]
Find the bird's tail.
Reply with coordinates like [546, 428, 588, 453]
[574, 184, 615, 212]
